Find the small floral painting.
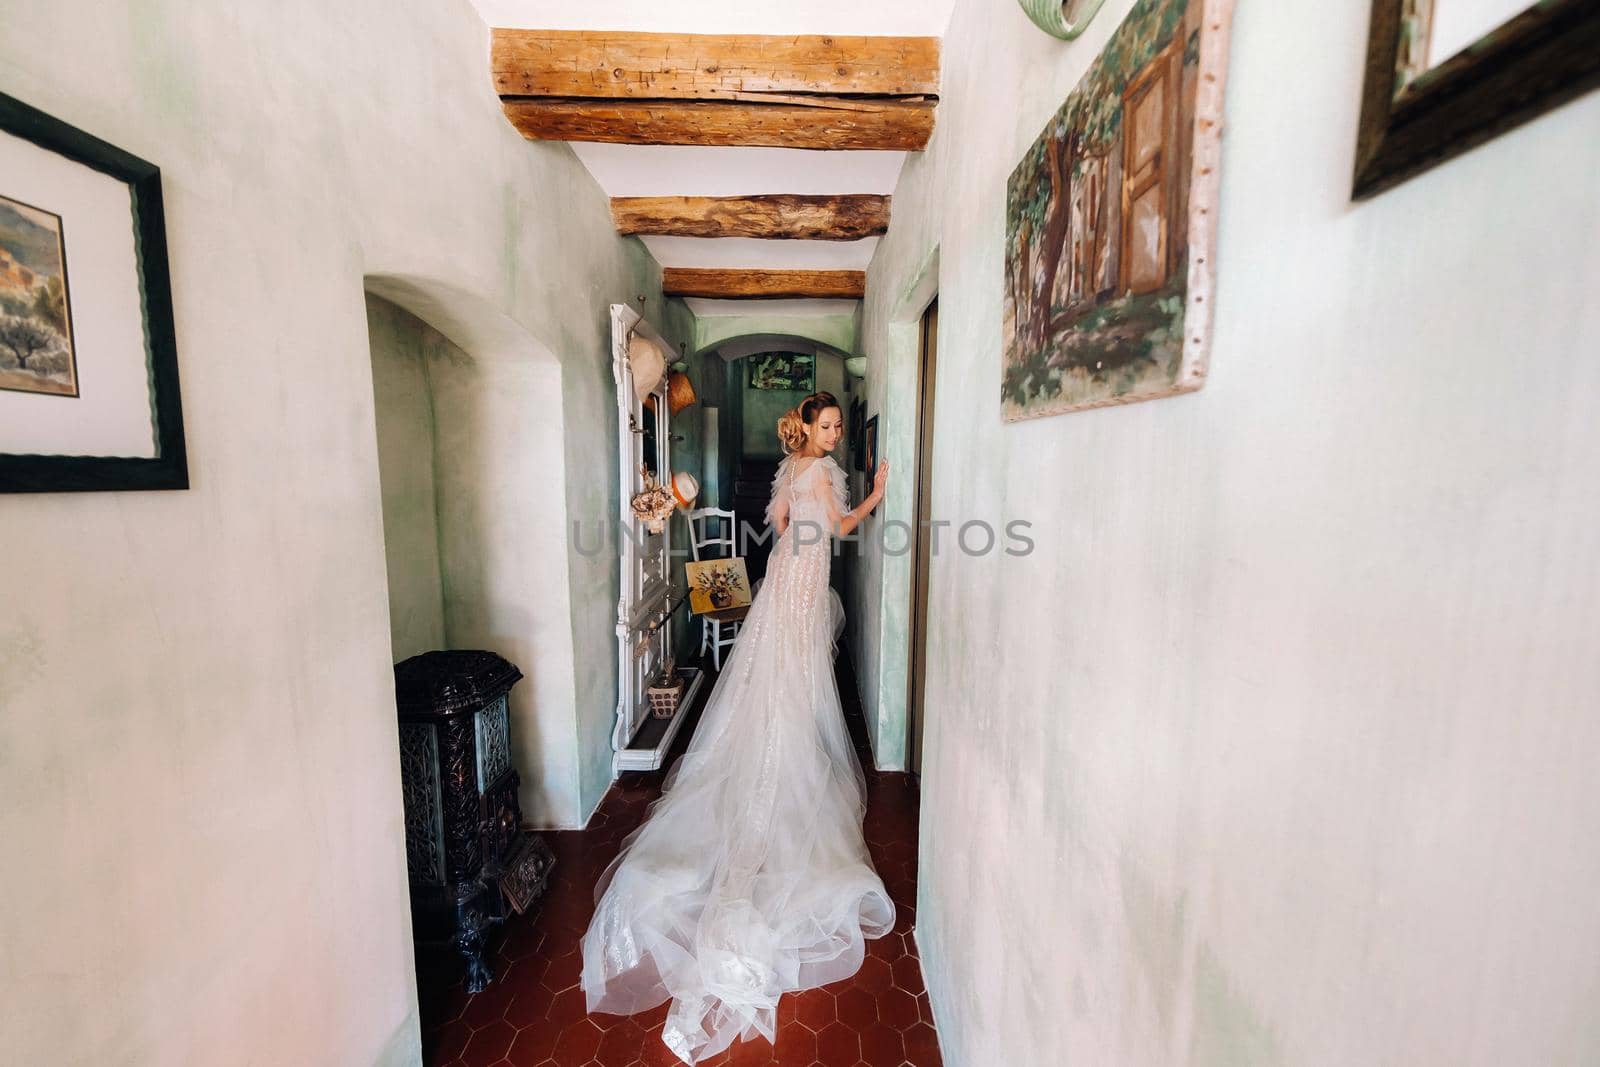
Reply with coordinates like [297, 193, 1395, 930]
[0, 194, 77, 397]
[687, 558, 751, 614]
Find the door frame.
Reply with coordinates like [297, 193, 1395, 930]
[906, 296, 937, 781]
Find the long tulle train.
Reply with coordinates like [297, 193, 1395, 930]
[581, 455, 892, 1063]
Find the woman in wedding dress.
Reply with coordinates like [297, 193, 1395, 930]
[582, 391, 894, 1064]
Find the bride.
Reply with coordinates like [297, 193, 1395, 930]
[582, 390, 894, 1064]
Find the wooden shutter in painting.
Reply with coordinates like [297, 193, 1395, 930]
[1066, 154, 1104, 310]
[1119, 37, 1183, 296]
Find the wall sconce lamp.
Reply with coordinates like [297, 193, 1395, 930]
[1017, 0, 1108, 40]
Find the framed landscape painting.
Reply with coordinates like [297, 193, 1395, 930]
[862, 414, 879, 515]
[1002, 0, 1235, 422]
[0, 195, 78, 397]
[748, 351, 815, 391]
[0, 92, 187, 492]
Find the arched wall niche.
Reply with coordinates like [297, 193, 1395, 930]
[362, 272, 582, 827]
[695, 333, 853, 364]
[364, 273, 561, 367]
[693, 315, 859, 360]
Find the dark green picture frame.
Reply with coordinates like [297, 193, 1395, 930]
[1355, 0, 1600, 199]
[0, 91, 187, 492]
[862, 414, 879, 514]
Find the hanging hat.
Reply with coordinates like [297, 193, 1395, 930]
[671, 471, 699, 509]
[629, 333, 666, 404]
[666, 370, 698, 415]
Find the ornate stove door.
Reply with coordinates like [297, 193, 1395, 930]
[611, 305, 675, 765]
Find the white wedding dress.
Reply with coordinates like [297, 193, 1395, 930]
[581, 453, 894, 1064]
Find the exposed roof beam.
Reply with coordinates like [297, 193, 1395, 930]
[662, 268, 866, 300]
[500, 97, 934, 151]
[491, 30, 940, 98]
[611, 195, 890, 240]
[492, 29, 939, 149]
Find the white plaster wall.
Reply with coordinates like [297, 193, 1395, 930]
[861, 1, 1600, 1064]
[367, 295, 449, 662]
[0, 0, 682, 1062]
[431, 351, 580, 825]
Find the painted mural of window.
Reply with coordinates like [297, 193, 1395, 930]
[1120, 39, 1181, 295]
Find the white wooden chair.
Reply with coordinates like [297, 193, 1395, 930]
[688, 508, 748, 670]
[687, 507, 738, 562]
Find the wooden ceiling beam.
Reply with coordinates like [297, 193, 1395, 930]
[661, 268, 866, 300]
[501, 97, 933, 150]
[492, 30, 939, 99]
[611, 195, 890, 241]
[492, 29, 940, 150]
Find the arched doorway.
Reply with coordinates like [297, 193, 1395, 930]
[692, 331, 858, 533]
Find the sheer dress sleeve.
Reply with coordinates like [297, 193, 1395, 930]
[765, 455, 795, 529]
[808, 457, 850, 533]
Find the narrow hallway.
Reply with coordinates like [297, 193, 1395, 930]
[420, 656, 940, 1067]
[9, 2, 1600, 1065]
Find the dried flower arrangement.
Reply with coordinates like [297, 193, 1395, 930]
[694, 565, 747, 609]
[630, 463, 675, 534]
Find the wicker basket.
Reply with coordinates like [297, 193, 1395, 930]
[646, 674, 686, 719]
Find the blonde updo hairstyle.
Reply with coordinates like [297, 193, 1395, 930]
[776, 391, 842, 455]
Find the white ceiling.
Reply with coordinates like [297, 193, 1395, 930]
[686, 297, 861, 318]
[473, 0, 953, 320]
[642, 236, 877, 271]
[569, 144, 907, 199]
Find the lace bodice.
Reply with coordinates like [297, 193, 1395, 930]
[766, 454, 849, 529]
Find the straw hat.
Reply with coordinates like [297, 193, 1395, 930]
[666, 370, 698, 415]
[628, 333, 666, 403]
[671, 471, 699, 509]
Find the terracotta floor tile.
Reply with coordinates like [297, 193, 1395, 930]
[417, 657, 942, 1067]
[876, 986, 919, 1030]
[552, 1018, 604, 1063]
[815, 1020, 862, 1066]
[793, 988, 837, 1031]
[858, 1020, 905, 1065]
[890, 956, 925, 995]
[836, 987, 877, 1029]
[505, 1021, 558, 1064]
[775, 1021, 818, 1065]
[458, 1019, 516, 1067]
[854, 957, 893, 995]
[903, 1022, 943, 1067]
